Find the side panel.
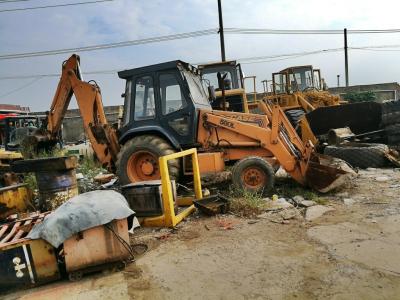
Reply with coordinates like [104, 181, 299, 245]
[0, 239, 60, 292]
[64, 219, 129, 273]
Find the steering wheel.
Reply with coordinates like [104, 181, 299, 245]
[302, 86, 316, 92]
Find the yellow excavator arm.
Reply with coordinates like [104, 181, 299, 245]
[45, 54, 120, 171]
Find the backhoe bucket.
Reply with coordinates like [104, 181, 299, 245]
[305, 153, 356, 193]
[20, 129, 56, 158]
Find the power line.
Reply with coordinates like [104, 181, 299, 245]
[224, 28, 400, 35]
[1, 43, 399, 80]
[2, 27, 400, 61]
[0, 28, 218, 60]
[0, 0, 37, 3]
[0, 77, 42, 97]
[236, 48, 343, 62]
[0, 48, 352, 80]
[0, 0, 115, 12]
[0, 68, 119, 80]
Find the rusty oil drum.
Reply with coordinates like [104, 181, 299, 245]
[36, 168, 78, 211]
[11, 156, 79, 211]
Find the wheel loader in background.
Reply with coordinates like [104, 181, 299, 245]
[198, 60, 250, 113]
[260, 65, 344, 132]
[27, 54, 353, 194]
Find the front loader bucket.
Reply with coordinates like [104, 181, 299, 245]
[305, 153, 356, 193]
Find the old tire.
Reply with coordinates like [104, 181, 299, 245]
[324, 143, 389, 169]
[385, 124, 400, 145]
[284, 109, 305, 129]
[381, 101, 400, 127]
[116, 135, 180, 185]
[231, 156, 275, 194]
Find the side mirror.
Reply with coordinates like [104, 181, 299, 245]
[208, 86, 216, 102]
[121, 93, 126, 98]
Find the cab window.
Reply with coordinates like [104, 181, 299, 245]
[159, 73, 186, 115]
[134, 76, 155, 121]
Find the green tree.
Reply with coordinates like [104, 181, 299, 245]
[342, 91, 376, 103]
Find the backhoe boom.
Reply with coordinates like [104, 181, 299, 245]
[45, 54, 120, 170]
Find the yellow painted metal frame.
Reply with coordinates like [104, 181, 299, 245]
[142, 148, 203, 227]
[0, 184, 32, 219]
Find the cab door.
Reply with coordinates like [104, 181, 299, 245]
[156, 71, 196, 146]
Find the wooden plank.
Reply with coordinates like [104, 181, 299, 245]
[0, 222, 21, 243]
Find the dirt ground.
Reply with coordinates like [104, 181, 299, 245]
[4, 168, 400, 300]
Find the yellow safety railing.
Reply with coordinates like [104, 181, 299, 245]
[142, 148, 202, 227]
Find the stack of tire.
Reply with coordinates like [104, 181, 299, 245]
[324, 143, 390, 169]
[324, 101, 400, 169]
[381, 100, 400, 147]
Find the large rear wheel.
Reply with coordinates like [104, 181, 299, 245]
[116, 135, 180, 185]
[231, 156, 275, 195]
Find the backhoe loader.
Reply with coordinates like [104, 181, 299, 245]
[30, 54, 353, 194]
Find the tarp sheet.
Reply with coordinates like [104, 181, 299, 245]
[27, 190, 135, 247]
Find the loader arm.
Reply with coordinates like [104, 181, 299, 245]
[46, 54, 120, 171]
[199, 106, 353, 192]
[200, 106, 311, 185]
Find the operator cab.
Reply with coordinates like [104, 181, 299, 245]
[198, 61, 248, 113]
[272, 65, 323, 94]
[118, 60, 212, 148]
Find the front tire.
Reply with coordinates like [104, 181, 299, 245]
[231, 156, 275, 195]
[116, 135, 180, 185]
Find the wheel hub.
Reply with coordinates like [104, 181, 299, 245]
[242, 167, 266, 189]
[127, 151, 159, 182]
[141, 160, 155, 176]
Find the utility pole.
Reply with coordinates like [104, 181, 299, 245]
[337, 75, 340, 87]
[344, 28, 349, 87]
[217, 0, 226, 61]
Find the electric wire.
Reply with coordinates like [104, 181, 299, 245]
[0, 0, 115, 12]
[0, 76, 42, 97]
[0, 0, 37, 3]
[1, 44, 398, 81]
[0, 28, 218, 60]
[1, 27, 400, 61]
[224, 28, 400, 35]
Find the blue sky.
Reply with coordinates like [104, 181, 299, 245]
[0, 0, 400, 110]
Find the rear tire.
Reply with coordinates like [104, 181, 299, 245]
[381, 101, 400, 127]
[231, 156, 275, 195]
[284, 109, 305, 128]
[324, 143, 389, 169]
[385, 124, 400, 146]
[116, 135, 180, 185]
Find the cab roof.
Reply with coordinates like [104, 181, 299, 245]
[197, 60, 237, 70]
[118, 60, 198, 79]
[279, 65, 313, 73]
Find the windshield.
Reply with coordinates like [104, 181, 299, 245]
[291, 67, 314, 91]
[313, 70, 321, 90]
[273, 73, 287, 94]
[182, 70, 210, 106]
[202, 70, 234, 91]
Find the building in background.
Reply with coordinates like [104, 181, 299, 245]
[0, 104, 30, 114]
[33, 105, 123, 144]
[329, 82, 400, 102]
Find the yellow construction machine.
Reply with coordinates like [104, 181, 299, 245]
[29, 54, 353, 194]
[198, 61, 250, 113]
